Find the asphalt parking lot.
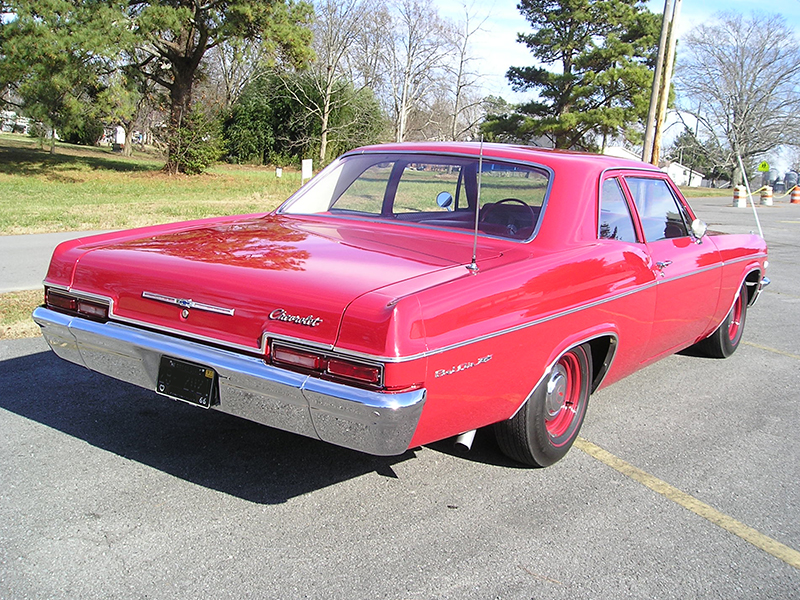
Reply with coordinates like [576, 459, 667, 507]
[1, 195, 798, 599]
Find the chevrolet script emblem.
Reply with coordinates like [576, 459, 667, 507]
[269, 308, 323, 327]
[142, 292, 235, 316]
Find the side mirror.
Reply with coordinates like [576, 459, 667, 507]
[691, 218, 708, 240]
[436, 191, 454, 211]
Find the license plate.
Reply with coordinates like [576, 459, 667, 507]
[157, 356, 217, 408]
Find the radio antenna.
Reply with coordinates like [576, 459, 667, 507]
[467, 137, 484, 273]
[736, 153, 764, 240]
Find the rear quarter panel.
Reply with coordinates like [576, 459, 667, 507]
[395, 243, 658, 447]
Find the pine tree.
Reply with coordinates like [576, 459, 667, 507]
[0, 0, 128, 153]
[484, 0, 660, 150]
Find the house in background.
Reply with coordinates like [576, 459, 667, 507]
[661, 160, 705, 187]
[603, 146, 705, 187]
[1, 110, 31, 134]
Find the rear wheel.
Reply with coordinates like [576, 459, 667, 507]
[495, 343, 592, 467]
[695, 282, 748, 358]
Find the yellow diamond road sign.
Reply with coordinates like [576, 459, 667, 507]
[757, 161, 770, 172]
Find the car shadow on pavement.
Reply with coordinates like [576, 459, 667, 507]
[427, 429, 525, 469]
[1, 348, 418, 504]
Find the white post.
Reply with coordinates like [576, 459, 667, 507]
[301, 159, 313, 185]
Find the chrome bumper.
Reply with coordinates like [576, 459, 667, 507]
[33, 307, 426, 456]
[749, 276, 770, 306]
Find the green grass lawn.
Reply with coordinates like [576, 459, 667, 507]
[0, 133, 302, 235]
[0, 133, 305, 338]
[1, 289, 41, 339]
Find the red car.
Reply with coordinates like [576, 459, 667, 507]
[33, 143, 769, 467]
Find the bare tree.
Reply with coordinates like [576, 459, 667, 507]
[312, 0, 375, 161]
[344, 1, 392, 91]
[385, 0, 452, 142]
[676, 12, 800, 184]
[443, 3, 488, 141]
[270, 0, 385, 162]
[201, 39, 277, 111]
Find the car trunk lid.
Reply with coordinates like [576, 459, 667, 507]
[67, 215, 503, 351]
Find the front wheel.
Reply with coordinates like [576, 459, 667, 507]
[695, 282, 748, 359]
[494, 343, 592, 467]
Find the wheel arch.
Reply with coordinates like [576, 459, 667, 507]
[743, 268, 763, 307]
[511, 330, 618, 419]
[586, 334, 618, 393]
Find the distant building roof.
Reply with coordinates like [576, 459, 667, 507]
[602, 146, 641, 161]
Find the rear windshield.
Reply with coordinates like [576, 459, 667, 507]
[279, 153, 550, 241]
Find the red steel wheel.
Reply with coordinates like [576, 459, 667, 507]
[727, 289, 744, 346]
[495, 343, 592, 467]
[544, 350, 587, 446]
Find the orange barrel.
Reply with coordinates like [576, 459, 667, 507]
[760, 186, 773, 206]
[791, 186, 800, 204]
[732, 185, 747, 208]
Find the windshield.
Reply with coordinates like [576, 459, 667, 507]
[279, 153, 550, 241]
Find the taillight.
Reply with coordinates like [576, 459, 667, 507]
[326, 358, 382, 385]
[45, 290, 77, 311]
[77, 299, 109, 320]
[272, 345, 323, 370]
[45, 288, 109, 321]
[270, 342, 383, 387]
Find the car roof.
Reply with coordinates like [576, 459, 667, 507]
[345, 142, 660, 176]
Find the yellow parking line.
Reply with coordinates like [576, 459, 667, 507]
[574, 437, 800, 570]
[744, 341, 800, 361]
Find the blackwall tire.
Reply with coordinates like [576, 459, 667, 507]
[495, 343, 592, 467]
[696, 282, 748, 359]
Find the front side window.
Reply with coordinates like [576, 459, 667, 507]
[625, 177, 690, 242]
[281, 154, 550, 240]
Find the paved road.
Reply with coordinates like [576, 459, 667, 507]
[1, 198, 798, 599]
[0, 231, 108, 293]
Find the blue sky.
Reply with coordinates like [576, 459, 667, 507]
[438, 0, 800, 99]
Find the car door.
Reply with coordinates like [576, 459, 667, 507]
[622, 175, 722, 359]
[596, 176, 657, 375]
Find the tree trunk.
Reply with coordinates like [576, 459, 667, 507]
[320, 113, 329, 163]
[164, 70, 194, 175]
[123, 121, 134, 157]
[320, 71, 334, 162]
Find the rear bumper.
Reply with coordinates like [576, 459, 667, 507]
[33, 307, 426, 456]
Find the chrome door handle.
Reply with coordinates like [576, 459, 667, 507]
[655, 260, 672, 277]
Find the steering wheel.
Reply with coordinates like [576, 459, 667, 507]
[480, 198, 537, 237]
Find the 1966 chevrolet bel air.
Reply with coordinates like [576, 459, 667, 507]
[33, 143, 769, 467]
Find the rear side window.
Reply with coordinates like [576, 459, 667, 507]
[599, 178, 637, 243]
[625, 177, 690, 242]
[334, 162, 393, 214]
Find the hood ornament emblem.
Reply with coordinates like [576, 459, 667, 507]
[142, 292, 235, 316]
